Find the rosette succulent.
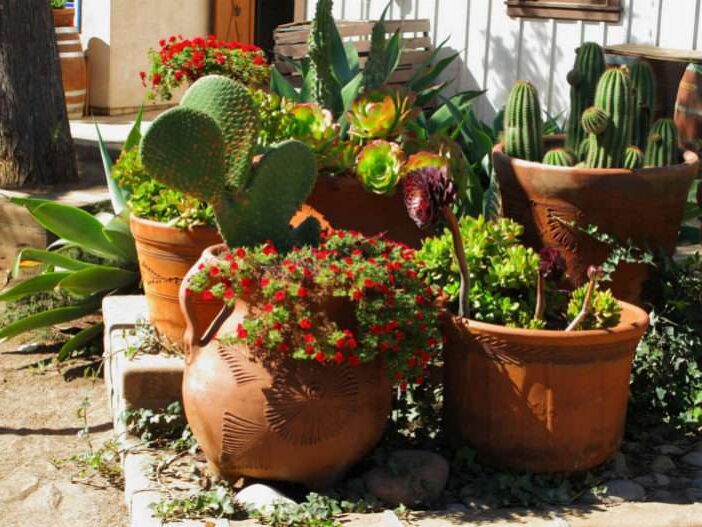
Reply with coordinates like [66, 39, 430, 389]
[347, 89, 417, 139]
[402, 166, 456, 230]
[402, 151, 449, 176]
[355, 140, 405, 194]
[286, 102, 337, 148]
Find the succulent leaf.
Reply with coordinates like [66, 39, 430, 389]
[355, 140, 405, 194]
[347, 89, 417, 139]
[402, 166, 456, 229]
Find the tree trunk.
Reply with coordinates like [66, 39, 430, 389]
[0, 0, 76, 188]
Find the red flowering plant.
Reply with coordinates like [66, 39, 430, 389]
[185, 230, 443, 390]
[141, 35, 270, 101]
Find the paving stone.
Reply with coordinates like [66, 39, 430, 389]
[634, 473, 670, 488]
[657, 444, 684, 456]
[598, 479, 646, 503]
[0, 473, 40, 503]
[682, 451, 702, 468]
[236, 483, 294, 511]
[651, 455, 676, 474]
[445, 503, 468, 513]
[649, 489, 674, 501]
[381, 510, 405, 527]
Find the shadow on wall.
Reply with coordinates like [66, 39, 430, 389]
[85, 37, 110, 111]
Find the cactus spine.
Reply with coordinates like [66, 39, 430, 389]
[543, 148, 576, 167]
[140, 75, 320, 250]
[504, 81, 544, 162]
[307, 0, 342, 115]
[582, 67, 634, 169]
[624, 146, 644, 170]
[644, 118, 681, 167]
[564, 42, 605, 154]
[630, 61, 656, 149]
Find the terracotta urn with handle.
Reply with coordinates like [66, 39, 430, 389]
[179, 244, 392, 488]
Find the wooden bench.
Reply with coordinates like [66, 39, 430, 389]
[273, 18, 433, 88]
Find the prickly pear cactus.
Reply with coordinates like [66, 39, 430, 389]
[307, 0, 341, 115]
[140, 75, 320, 250]
[630, 61, 656, 150]
[565, 42, 605, 154]
[503, 81, 544, 162]
[543, 148, 576, 167]
[624, 145, 644, 170]
[582, 67, 634, 169]
[644, 118, 681, 167]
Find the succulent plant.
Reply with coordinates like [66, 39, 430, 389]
[564, 42, 605, 154]
[582, 67, 634, 169]
[630, 61, 656, 150]
[347, 89, 417, 140]
[644, 118, 681, 167]
[286, 102, 337, 148]
[355, 140, 404, 194]
[402, 166, 456, 230]
[542, 148, 576, 167]
[624, 145, 644, 170]
[140, 75, 320, 251]
[364, 14, 387, 91]
[307, 0, 341, 114]
[504, 81, 544, 162]
[402, 151, 449, 175]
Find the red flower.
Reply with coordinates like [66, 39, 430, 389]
[274, 290, 286, 302]
[209, 266, 220, 277]
[236, 324, 248, 339]
[305, 345, 315, 355]
[255, 336, 264, 347]
[263, 303, 273, 313]
[304, 333, 315, 343]
[297, 287, 308, 298]
[152, 73, 162, 86]
[352, 291, 363, 301]
[406, 357, 418, 368]
[174, 70, 183, 81]
[278, 342, 290, 353]
[315, 352, 325, 363]
[202, 290, 214, 301]
[236, 248, 246, 258]
[263, 243, 277, 256]
[333, 352, 344, 364]
[240, 276, 253, 288]
[159, 39, 166, 47]
[335, 337, 346, 349]
[415, 375, 425, 386]
[224, 288, 234, 299]
[260, 278, 270, 287]
[229, 261, 239, 271]
[253, 55, 267, 66]
[347, 355, 361, 367]
[299, 318, 312, 330]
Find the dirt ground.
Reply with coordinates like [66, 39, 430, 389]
[0, 340, 128, 527]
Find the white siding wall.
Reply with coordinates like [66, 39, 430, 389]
[301, 0, 702, 121]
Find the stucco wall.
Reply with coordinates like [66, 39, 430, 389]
[82, 0, 210, 114]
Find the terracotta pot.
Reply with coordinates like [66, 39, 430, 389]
[443, 302, 649, 473]
[294, 173, 424, 248]
[674, 63, 702, 151]
[179, 244, 392, 488]
[55, 24, 86, 119]
[51, 8, 75, 28]
[130, 215, 222, 345]
[493, 137, 699, 303]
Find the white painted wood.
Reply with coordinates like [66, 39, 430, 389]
[302, 0, 700, 120]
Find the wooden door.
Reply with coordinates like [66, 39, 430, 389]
[213, 0, 256, 44]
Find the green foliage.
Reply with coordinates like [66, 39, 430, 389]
[644, 118, 681, 168]
[251, 493, 376, 527]
[631, 254, 702, 429]
[140, 75, 320, 251]
[363, 6, 389, 92]
[630, 60, 656, 150]
[123, 401, 196, 452]
[307, 0, 342, 114]
[50, 0, 67, 8]
[564, 42, 605, 154]
[542, 147, 576, 167]
[152, 483, 246, 522]
[566, 285, 621, 330]
[583, 67, 634, 169]
[503, 81, 544, 162]
[624, 145, 644, 170]
[355, 140, 405, 194]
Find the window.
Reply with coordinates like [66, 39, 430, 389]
[506, 0, 622, 23]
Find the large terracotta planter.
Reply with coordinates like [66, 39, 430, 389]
[675, 63, 702, 151]
[179, 244, 392, 488]
[52, 8, 75, 28]
[295, 173, 424, 248]
[443, 302, 649, 473]
[493, 138, 699, 303]
[130, 215, 222, 344]
[52, 8, 87, 119]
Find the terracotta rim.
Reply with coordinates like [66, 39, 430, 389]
[129, 214, 217, 234]
[493, 135, 700, 175]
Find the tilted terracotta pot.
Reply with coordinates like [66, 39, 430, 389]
[493, 138, 699, 303]
[52, 8, 75, 28]
[675, 63, 702, 151]
[179, 244, 392, 488]
[293, 173, 425, 248]
[443, 302, 649, 473]
[130, 215, 223, 344]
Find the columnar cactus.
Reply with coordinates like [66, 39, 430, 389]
[630, 61, 656, 149]
[140, 75, 320, 250]
[543, 148, 576, 167]
[364, 18, 387, 91]
[582, 67, 634, 169]
[624, 146, 644, 170]
[644, 118, 681, 167]
[564, 42, 606, 154]
[307, 0, 341, 115]
[504, 81, 544, 162]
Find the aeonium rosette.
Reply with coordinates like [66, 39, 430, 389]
[141, 35, 270, 101]
[185, 230, 444, 390]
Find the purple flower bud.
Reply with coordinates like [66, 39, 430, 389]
[538, 247, 566, 282]
[402, 166, 456, 229]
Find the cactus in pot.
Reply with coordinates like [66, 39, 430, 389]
[543, 148, 577, 167]
[307, 0, 341, 115]
[624, 145, 644, 170]
[564, 42, 606, 154]
[140, 75, 320, 251]
[503, 81, 544, 162]
[630, 61, 656, 150]
[581, 67, 634, 169]
[644, 118, 681, 167]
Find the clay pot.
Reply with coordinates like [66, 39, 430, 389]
[674, 63, 702, 151]
[493, 138, 699, 303]
[443, 302, 649, 473]
[179, 244, 392, 488]
[51, 8, 75, 28]
[130, 215, 222, 345]
[294, 173, 424, 248]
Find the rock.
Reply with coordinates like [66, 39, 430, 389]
[235, 484, 294, 511]
[634, 474, 670, 488]
[669, 476, 693, 490]
[621, 441, 643, 454]
[0, 474, 40, 503]
[657, 444, 684, 456]
[682, 451, 702, 468]
[651, 455, 676, 474]
[445, 503, 469, 513]
[364, 450, 449, 507]
[691, 478, 702, 489]
[613, 451, 631, 477]
[686, 488, 702, 502]
[650, 489, 674, 501]
[461, 496, 491, 511]
[47, 484, 63, 510]
[596, 480, 646, 503]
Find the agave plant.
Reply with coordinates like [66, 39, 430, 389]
[355, 140, 405, 194]
[347, 89, 417, 139]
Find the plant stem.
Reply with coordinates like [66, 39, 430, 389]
[442, 207, 470, 319]
[565, 278, 596, 331]
[534, 275, 545, 321]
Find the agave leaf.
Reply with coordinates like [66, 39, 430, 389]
[409, 51, 460, 93]
[329, 18, 353, 86]
[96, 122, 128, 216]
[12, 248, 91, 278]
[58, 266, 137, 296]
[102, 215, 137, 262]
[58, 322, 104, 361]
[341, 72, 364, 113]
[483, 171, 503, 221]
[123, 106, 145, 151]
[0, 297, 101, 342]
[383, 29, 402, 81]
[427, 90, 485, 133]
[270, 68, 301, 102]
[344, 42, 360, 76]
[0, 272, 72, 303]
